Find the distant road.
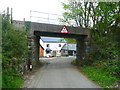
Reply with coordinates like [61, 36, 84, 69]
[22, 56, 100, 88]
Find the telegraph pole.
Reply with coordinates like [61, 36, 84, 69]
[7, 7, 9, 15]
[11, 8, 13, 24]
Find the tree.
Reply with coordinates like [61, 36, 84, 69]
[60, 0, 95, 43]
[61, 0, 93, 28]
[61, 0, 120, 78]
[61, 1, 119, 59]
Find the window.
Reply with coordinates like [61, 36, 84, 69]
[59, 44, 61, 47]
[47, 44, 49, 47]
[46, 50, 50, 54]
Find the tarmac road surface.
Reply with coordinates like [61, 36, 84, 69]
[22, 56, 100, 88]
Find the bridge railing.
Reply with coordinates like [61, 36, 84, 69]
[30, 10, 64, 25]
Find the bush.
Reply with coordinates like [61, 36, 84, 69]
[2, 75, 23, 88]
[2, 14, 28, 88]
[92, 59, 120, 79]
[102, 59, 120, 78]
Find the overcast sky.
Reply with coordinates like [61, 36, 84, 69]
[0, 0, 67, 39]
[0, 0, 65, 21]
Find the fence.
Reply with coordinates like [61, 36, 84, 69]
[30, 10, 64, 25]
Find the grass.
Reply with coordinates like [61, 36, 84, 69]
[2, 75, 24, 88]
[0, 75, 1, 89]
[80, 66, 117, 88]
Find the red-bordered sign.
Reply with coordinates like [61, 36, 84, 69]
[60, 25, 69, 33]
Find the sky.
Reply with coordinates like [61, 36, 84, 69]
[0, 0, 65, 21]
[0, 0, 66, 39]
[1, 0, 119, 21]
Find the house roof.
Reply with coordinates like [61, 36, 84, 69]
[61, 44, 76, 51]
[61, 44, 67, 50]
[41, 36, 66, 43]
[40, 45, 44, 50]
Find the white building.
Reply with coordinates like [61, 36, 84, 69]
[39, 37, 76, 57]
[39, 37, 66, 57]
[61, 44, 76, 56]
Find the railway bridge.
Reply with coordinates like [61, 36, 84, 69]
[13, 20, 90, 66]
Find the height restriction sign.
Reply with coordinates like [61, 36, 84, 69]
[60, 25, 69, 33]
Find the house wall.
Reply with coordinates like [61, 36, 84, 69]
[43, 42, 65, 57]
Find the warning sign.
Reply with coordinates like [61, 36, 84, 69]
[60, 25, 68, 33]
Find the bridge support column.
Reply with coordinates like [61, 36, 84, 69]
[27, 32, 40, 67]
[33, 35, 40, 67]
[76, 36, 87, 66]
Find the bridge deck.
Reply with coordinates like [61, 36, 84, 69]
[31, 22, 89, 36]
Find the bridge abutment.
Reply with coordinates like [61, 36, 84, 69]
[27, 31, 40, 68]
[33, 35, 40, 67]
[76, 36, 87, 66]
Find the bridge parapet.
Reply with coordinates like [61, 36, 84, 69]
[13, 20, 89, 36]
[30, 22, 89, 36]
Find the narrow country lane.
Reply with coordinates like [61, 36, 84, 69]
[22, 57, 100, 88]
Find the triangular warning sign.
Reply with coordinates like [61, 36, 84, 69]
[60, 25, 68, 33]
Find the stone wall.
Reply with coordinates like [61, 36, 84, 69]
[27, 31, 40, 67]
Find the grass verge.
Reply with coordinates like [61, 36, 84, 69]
[71, 60, 119, 88]
[80, 66, 117, 88]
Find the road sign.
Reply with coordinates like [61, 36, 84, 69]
[60, 25, 68, 33]
[85, 46, 91, 50]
